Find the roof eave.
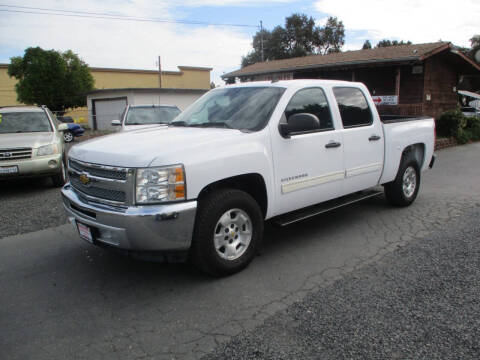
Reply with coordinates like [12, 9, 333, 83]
[222, 56, 421, 78]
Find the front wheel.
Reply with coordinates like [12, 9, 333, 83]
[190, 189, 264, 277]
[384, 159, 420, 207]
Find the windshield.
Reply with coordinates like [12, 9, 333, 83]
[0, 111, 52, 134]
[125, 106, 181, 125]
[171, 87, 285, 131]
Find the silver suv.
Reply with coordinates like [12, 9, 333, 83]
[0, 106, 68, 187]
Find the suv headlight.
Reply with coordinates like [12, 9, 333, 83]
[37, 144, 59, 156]
[136, 164, 186, 204]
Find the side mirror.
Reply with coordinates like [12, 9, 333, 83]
[279, 113, 320, 138]
[111, 120, 121, 126]
[58, 123, 68, 131]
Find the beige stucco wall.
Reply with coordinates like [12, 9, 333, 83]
[0, 64, 211, 123]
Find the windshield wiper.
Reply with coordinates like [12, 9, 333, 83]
[190, 122, 234, 129]
[170, 121, 189, 127]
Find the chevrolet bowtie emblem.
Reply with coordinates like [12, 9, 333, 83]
[79, 173, 91, 185]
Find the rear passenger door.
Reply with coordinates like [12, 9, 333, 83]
[333, 87, 384, 194]
[271, 87, 345, 215]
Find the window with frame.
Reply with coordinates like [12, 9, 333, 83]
[284, 87, 333, 131]
[333, 87, 373, 128]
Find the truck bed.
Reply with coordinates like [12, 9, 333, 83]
[380, 115, 431, 124]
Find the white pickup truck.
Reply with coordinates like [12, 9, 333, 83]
[62, 80, 435, 276]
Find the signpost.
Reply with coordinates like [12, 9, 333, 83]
[372, 95, 398, 106]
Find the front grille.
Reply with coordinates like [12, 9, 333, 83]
[69, 159, 126, 180]
[68, 159, 129, 204]
[0, 147, 32, 161]
[70, 176, 126, 203]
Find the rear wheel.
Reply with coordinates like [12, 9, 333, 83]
[384, 158, 420, 207]
[190, 189, 263, 277]
[64, 131, 74, 143]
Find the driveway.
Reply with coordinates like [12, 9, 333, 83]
[1, 143, 479, 359]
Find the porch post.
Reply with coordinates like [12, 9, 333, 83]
[395, 66, 401, 103]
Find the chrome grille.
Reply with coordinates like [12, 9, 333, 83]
[69, 159, 126, 180]
[70, 176, 126, 203]
[68, 159, 130, 205]
[0, 147, 32, 161]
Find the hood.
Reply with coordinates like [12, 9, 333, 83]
[122, 124, 168, 132]
[68, 126, 248, 167]
[0, 132, 58, 149]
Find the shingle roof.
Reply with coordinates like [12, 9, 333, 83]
[223, 42, 451, 78]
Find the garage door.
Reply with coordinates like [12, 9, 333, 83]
[93, 97, 127, 130]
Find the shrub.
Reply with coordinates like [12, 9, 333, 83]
[436, 109, 466, 137]
[456, 128, 472, 144]
[465, 115, 480, 141]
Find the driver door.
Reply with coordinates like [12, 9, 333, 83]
[270, 87, 345, 215]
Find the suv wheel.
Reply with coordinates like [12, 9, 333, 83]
[51, 161, 66, 187]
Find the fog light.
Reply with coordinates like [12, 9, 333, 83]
[48, 160, 57, 168]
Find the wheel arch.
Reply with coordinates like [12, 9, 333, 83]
[401, 143, 425, 168]
[196, 173, 268, 218]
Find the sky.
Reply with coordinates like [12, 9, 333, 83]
[0, 0, 479, 85]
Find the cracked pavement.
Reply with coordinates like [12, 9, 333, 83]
[1, 143, 480, 359]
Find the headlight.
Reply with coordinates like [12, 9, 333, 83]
[136, 164, 186, 204]
[37, 144, 59, 156]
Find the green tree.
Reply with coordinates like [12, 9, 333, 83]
[284, 13, 318, 57]
[470, 35, 480, 63]
[362, 40, 372, 49]
[316, 17, 345, 54]
[240, 13, 345, 68]
[8, 47, 94, 115]
[376, 39, 412, 48]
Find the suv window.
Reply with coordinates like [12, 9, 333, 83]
[333, 87, 373, 128]
[285, 88, 333, 131]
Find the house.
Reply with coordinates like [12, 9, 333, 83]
[223, 42, 480, 118]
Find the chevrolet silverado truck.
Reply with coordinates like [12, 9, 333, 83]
[62, 80, 435, 276]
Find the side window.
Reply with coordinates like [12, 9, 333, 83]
[285, 87, 333, 131]
[333, 87, 373, 128]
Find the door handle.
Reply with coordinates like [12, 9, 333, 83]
[325, 141, 341, 148]
[369, 134, 381, 141]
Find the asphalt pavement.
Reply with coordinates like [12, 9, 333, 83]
[1, 143, 480, 359]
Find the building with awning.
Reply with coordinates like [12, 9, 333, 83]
[223, 42, 480, 118]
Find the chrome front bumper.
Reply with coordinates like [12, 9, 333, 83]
[0, 153, 63, 178]
[61, 183, 197, 251]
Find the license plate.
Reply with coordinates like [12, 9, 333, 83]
[0, 165, 18, 175]
[77, 222, 93, 243]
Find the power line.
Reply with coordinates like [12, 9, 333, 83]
[0, 4, 259, 28]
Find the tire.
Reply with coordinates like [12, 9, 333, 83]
[190, 189, 264, 277]
[51, 160, 66, 187]
[64, 131, 74, 143]
[384, 156, 420, 207]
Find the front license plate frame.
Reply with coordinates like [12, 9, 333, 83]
[77, 222, 93, 243]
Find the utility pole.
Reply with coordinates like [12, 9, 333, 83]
[260, 20, 264, 62]
[158, 55, 162, 88]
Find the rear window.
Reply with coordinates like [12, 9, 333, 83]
[333, 87, 373, 128]
[0, 111, 52, 134]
